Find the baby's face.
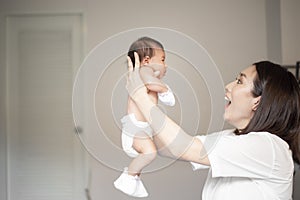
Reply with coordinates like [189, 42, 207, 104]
[149, 49, 167, 79]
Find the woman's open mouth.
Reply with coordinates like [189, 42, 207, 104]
[225, 96, 231, 108]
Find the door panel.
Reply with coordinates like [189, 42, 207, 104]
[6, 15, 86, 200]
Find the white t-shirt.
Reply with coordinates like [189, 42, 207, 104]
[191, 129, 294, 200]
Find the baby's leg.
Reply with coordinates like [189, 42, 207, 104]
[127, 132, 157, 176]
[114, 132, 154, 197]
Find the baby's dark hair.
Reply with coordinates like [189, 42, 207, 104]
[128, 37, 164, 68]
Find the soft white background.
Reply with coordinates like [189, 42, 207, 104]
[0, 0, 299, 199]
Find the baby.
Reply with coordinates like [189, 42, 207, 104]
[114, 37, 175, 197]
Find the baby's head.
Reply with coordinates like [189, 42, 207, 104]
[128, 37, 166, 71]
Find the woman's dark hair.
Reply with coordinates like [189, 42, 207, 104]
[127, 37, 164, 68]
[237, 61, 300, 165]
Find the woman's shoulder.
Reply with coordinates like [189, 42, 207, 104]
[247, 131, 290, 149]
[202, 129, 289, 150]
[213, 130, 288, 149]
[209, 129, 235, 136]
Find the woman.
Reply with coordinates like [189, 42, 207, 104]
[126, 52, 300, 200]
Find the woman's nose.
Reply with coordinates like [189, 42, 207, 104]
[225, 81, 234, 93]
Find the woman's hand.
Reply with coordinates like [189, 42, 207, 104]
[126, 52, 148, 101]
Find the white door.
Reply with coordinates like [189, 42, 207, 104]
[6, 14, 86, 200]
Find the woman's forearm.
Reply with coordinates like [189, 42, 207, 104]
[133, 90, 210, 165]
[126, 53, 209, 165]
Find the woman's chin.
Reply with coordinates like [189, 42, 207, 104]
[223, 112, 229, 122]
[223, 113, 234, 127]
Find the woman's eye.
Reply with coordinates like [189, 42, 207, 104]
[236, 78, 242, 84]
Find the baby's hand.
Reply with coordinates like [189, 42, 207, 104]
[153, 71, 161, 77]
[144, 63, 165, 79]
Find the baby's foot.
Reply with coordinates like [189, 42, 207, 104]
[114, 168, 137, 196]
[133, 176, 149, 197]
[114, 167, 148, 197]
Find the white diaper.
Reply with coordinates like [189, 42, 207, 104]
[121, 113, 153, 158]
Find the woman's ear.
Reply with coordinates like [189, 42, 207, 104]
[141, 56, 150, 65]
[252, 96, 261, 111]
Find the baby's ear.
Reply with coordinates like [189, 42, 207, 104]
[141, 56, 150, 65]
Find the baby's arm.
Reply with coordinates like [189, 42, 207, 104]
[140, 66, 175, 106]
[139, 66, 168, 93]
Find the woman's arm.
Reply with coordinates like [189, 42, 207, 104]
[126, 53, 210, 165]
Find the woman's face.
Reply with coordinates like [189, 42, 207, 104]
[224, 65, 261, 129]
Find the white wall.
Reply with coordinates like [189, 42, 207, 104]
[266, 0, 282, 63]
[0, 0, 298, 200]
[85, 0, 268, 84]
[84, 1, 268, 199]
[281, 0, 300, 65]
